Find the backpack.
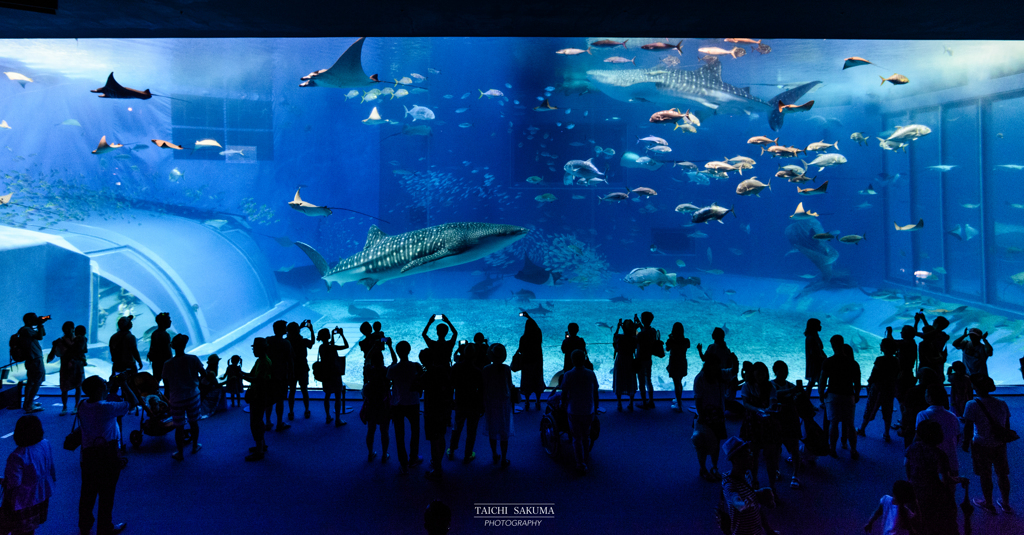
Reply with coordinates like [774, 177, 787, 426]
[9, 331, 25, 363]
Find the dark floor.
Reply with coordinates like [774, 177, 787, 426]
[4, 389, 1024, 535]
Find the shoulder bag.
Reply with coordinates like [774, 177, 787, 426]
[64, 405, 82, 451]
[974, 397, 1020, 443]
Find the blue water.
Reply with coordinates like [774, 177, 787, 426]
[1, 38, 1023, 387]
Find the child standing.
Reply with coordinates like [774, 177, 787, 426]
[864, 480, 917, 534]
[946, 361, 972, 418]
[222, 355, 244, 407]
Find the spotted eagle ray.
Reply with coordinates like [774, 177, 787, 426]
[586, 62, 820, 131]
[91, 73, 186, 101]
[295, 222, 528, 290]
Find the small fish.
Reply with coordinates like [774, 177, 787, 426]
[880, 74, 909, 86]
[455, 108, 469, 113]
[58, 119, 83, 127]
[604, 56, 636, 65]
[555, 48, 590, 56]
[850, 132, 869, 146]
[688, 231, 708, 238]
[168, 168, 184, 182]
[526, 175, 544, 184]
[697, 46, 745, 59]
[927, 165, 957, 172]
[535, 193, 557, 203]
[799, 274, 817, 279]
[676, 259, 687, 267]
[729, 248, 743, 256]
[640, 41, 683, 55]
[393, 89, 409, 99]
[219, 149, 245, 156]
[747, 136, 778, 145]
[410, 73, 426, 81]
[193, 139, 223, 150]
[479, 89, 504, 99]
[460, 92, 471, 99]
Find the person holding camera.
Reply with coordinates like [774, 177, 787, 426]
[316, 326, 349, 426]
[287, 320, 315, 420]
[953, 327, 994, 380]
[77, 373, 138, 535]
[17, 313, 48, 413]
[423, 314, 458, 368]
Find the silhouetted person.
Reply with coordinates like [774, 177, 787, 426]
[916, 384, 960, 476]
[665, 322, 690, 412]
[563, 349, 599, 474]
[50, 321, 78, 415]
[3, 414, 55, 535]
[483, 343, 514, 468]
[613, 319, 638, 411]
[803, 318, 825, 395]
[864, 480, 917, 534]
[721, 437, 776, 535]
[422, 348, 453, 481]
[963, 375, 1013, 514]
[17, 312, 48, 413]
[953, 327, 993, 379]
[147, 312, 172, 389]
[359, 322, 386, 371]
[741, 362, 779, 490]
[244, 338, 272, 461]
[769, 361, 802, 489]
[422, 314, 458, 367]
[692, 351, 726, 481]
[449, 338, 484, 463]
[362, 342, 391, 463]
[199, 354, 224, 418]
[895, 325, 919, 404]
[317, 327, 348, 426]
[858, 330, 900, 441]
[914, 313, 950, 377]
[819, 335, 861, 459]
[287, 320, 315, 420]
[905, 420, 962, 535]
[901, 368, 940, 448]
[634, 311, 660, 409]
[561, 322, 587, 373]
[424, 500, 451, 535]
[78, 374, 137, 535]
[163, 334, 204, 460]
[389, 339, 424, 474]
[702, 327, 742, 415]
[108, 316, 141, 377]
[515, 313, 546, 410]
[947, 361, 972, 417]
[222, 355, 244, 407]
[266, 320, 293, 431]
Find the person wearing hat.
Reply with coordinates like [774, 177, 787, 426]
[162, 334, 205, 461]
[721, 436, 776, 535]
[17, 313, 49, 413]
[952, 327, 993, 379]
[962, 375, 1013, 514]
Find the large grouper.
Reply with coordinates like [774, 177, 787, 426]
[296, 222, 528, 290]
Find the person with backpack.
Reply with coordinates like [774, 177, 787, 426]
[962, 374, 1015, 514]
[15, 313, 49, 414]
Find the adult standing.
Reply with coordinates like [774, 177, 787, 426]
[612, 319, 638, 411]
[388, 340, 424, 474]
[962, 375, 1013, 514]
[692, 351, 727, 481]
[422, 314, 458, 367]
[482, 343, 514, 469]
[449, 340, 484, 463]
[265, 320, 293, 431]
[562, 349, 599, 474]
[665, 322, 690, 412]
[560, 323, 587, 373]
[953, 328, 994, 380]
[60, 325, 89, 416]
[803, 318, 825, 395]
[422, 350, 453, 481]
[287, 320, 315, 420]
[818, 335, 861, 459]
[916, 384, 961, 476]
[17, 313, 48, 414]
[706, 327, 741, 415]
[316, 327, 348, 426]
[163, 334, 205, 461]
[914, 313, 950, 377]
[147, 313, 172, 390]
[1, 415, 55, 535]
[634, 311, 660, 409]
[244, 338, 272, 462]
[108, 316, 142, 378]
[514, 314, 546, 411]
[48, 321, 74, 415]
[78, 374, 136, 535]
[740, 362, 780, 490]
[905, 420, 962, 535]
[362, 347, 391, 463]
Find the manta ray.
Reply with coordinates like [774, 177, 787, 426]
[296, 222, 528, 290]
[300, 37, 383, 88]
[586, 61, 820, 131]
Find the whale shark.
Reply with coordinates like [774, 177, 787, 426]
[586, 62, 821, 131]
[295, 222, 528, 289]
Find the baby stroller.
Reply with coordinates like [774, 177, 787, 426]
[539, 390, 600, 460]
[124, 371, 180, 449]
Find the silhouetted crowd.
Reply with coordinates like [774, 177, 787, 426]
[2, 308, 1017, 535]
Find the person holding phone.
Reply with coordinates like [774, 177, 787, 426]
[422, 314, 458, 368]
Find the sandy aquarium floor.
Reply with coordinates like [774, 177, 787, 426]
[305, 297, 883, 391]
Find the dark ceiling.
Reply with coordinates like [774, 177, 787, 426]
[1, 0, 1023, 39]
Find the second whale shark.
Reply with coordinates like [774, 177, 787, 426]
[296, 222, 528, 289]
[586, 61, 820, 131]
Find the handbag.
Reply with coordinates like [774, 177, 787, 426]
[510, 350, 523, 372]
[974, 397, 1020, 443]
[64, 407, 82, 451]
[510, 386, 522, 404]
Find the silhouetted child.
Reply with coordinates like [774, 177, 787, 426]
[947, 361, 971, 418]
[858, 334, 900, 441]
[864, 480, 917, 534]
[222, 355, 244, 407]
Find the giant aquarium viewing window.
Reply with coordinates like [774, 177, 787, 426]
[1, 37, 1023, 390]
